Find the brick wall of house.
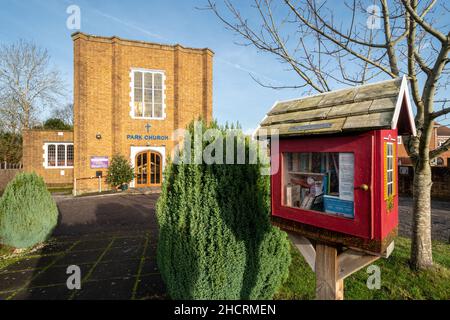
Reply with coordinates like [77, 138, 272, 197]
[73, 33, 213, 193]
[22, 129, 74, 186]
[399, 166, 450, 200]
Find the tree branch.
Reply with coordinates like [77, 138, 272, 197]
[430, 137, 450, 158]
[401, 0, 448, 43]
[284, 0, 397, 78]
[380, 0, 400, 75]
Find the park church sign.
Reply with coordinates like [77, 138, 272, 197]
[126, 123, 169, 141]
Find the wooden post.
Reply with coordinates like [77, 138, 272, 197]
[287, 231, 388, 300]
[315, 244, 343, 300]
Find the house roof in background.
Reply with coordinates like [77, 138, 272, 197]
[437, 125, 450, 136]
[256, 76, 416, 138]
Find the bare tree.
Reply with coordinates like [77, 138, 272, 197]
[205, 0, 449, 270]
[51, 103, 74, 126]
[0, 40, 66, 132]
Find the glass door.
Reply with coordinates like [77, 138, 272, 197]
[136, 151, 162, 187]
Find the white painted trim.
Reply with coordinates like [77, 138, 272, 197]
[129, 146, 166, 188]
[129, 68, 167, 120]
[391, 75, 417, 136]
[43, 142, 74, 169]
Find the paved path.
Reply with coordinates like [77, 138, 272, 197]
[399, 197, 450, 243]
[0, 194, 165, 300]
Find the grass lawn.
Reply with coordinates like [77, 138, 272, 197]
[276, 236, 450, 300]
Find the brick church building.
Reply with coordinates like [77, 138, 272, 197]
[22, 33, 213, 195]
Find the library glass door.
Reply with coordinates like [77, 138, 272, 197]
[135, 151, 162, 187]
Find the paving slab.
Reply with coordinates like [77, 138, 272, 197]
[102, 245, 143, 262]
[71, 239, 112, 252]
[11, 285, 74, 300]
[0, 270, 35, 292]
[73, 278, 136, 300]
[134, 274, 167, 300]
[112, 236, 145, 248]
[141, 257, 159, 275]
[89, 260, 141, 281]
[145, 243, 158, 259]
[54, 249, 105, 266]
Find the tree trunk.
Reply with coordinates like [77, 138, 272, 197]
[411, 160, 433, 270]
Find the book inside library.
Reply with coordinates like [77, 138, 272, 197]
[282, 152, 355, 219]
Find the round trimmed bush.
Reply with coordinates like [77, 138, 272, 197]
[157, 121, 291, 299]
[0, 172, 58, 248]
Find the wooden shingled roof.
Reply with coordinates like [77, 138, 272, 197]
[256, 76, 416, 137]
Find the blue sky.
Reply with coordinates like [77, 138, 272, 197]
[1, 0, 448, 130]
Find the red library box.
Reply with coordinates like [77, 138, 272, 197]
[256, 76, 416, 254]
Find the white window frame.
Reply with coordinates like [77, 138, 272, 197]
[386, 143, 394, 197]
[129, 68, 166, 120]
[43, 143, 74, 169]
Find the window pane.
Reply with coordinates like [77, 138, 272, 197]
[154, 89, 162, 104]
[57, 145, 66, 166]
[144, 73, 153, 89]
[134, 88, 142, 102]
[144, 89, 152, 104]
[67, 145, 74, 166]
[282, 152, 354, 219]
[48, 145, 56, 167]
[154, 103, 163, 118]
[144, 103, 153, 118]
[134, 102, 143, 117]
[387, 144, 393, 156]
[388, 171, 393, 183]
[134, 72, 143, 88]
[142, 153, 148, 184]
[387, 158, 393, 170]
[154, 73, 162, 89]
[156, 155, 161, 184]
[151, 153, 156, 184]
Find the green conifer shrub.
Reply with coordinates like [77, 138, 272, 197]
[106, 154, 135, 188]
[0, 172, 58, 249]
[157, 120, 291, 299]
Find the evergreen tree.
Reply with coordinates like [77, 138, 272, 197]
[157, 120, 291, 299]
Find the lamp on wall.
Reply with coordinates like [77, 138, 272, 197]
[96, 133, 102, 140]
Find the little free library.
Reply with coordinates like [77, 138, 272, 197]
[257, 76, 415, 299]
[21, 33, 213, 195]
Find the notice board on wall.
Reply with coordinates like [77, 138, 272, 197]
[90, 156, 109, 169]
